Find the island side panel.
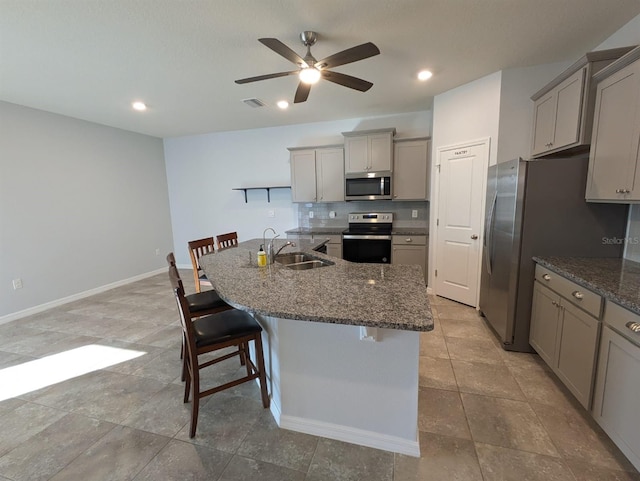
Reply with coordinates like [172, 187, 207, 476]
[257, 314, 420, 456]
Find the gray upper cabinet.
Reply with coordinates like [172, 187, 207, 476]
[343, 128, 395, 173]
[530, 47, 634, 158]
[586, 47, 640, 203]
[393, 138, 431, 201]
[290, 146, 344, 203]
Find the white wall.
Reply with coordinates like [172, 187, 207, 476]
[0, 102, 174, 320]
[164, 111, 431, 266]
[497, 61, 571, 164]
[432, 71, 502, 167]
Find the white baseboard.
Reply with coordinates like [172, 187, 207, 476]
[0, 268, 166, 326]
[279, 414, 420, 457]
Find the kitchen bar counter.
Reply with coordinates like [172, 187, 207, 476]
[199, 238, 432, 456]
[533, 256, 640, 315]
[200, 238, 433, 331]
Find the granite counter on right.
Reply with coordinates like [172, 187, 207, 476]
[532, 256, 640, 315]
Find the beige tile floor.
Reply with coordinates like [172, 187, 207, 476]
[0, 273, 638, 480]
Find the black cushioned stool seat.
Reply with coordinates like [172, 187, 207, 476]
[193, 309, 262, 348]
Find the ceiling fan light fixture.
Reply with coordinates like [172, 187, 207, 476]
[299, 67, 321, 84]
[417, 70, 433, 81]
[132, 101, 147, 111]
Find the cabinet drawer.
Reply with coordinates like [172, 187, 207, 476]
[392, 235, 426, 246]
[535, 265, 602, 317]
[603, 301, 640, 346]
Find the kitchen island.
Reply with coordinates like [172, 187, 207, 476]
[200, 239, 433, 456]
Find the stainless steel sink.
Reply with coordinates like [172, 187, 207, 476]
[275, 252, 334, 270]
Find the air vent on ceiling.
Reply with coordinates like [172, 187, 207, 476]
[242, 98, 267, 108]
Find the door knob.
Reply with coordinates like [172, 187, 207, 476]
[471, 234, 478, 240]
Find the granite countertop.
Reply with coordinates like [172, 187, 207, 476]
[391, 228, 429, 236]
[533, 256, 640, 315]
[285, 227, 346, 236]
[200, 238, 433, 332]
[285, 227, 429, 236]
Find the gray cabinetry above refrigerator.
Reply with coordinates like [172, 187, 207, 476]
[530, 46, 634, 158]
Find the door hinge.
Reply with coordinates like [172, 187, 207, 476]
[436, 219, 439, 226]
[435, 269, 438, 277]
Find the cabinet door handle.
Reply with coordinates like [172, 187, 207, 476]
[405, 238, 412, 242]
[572, 290, 584, 300]
[551, 300, 558, 307]
[542, 274, 551, 281]
[471, 234, 478, 240]
[616, 188, 625, 193]
[626, 321, 640, 333]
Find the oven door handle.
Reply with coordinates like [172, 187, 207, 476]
[343, 234, 392, 241]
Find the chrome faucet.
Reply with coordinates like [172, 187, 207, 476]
[262, 227, 278, 264]
[274, 240, 296, 258]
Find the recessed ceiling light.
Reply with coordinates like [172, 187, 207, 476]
[277, 100, 289, 109]
[132, 101, 147, 111]
[417, 70, 433, 81]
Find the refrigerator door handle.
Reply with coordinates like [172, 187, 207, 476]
[485, 191, 497, 275]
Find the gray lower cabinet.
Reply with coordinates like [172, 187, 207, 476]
[592, 301, 640, 471]
[392, 235, 427, 285]
[529, 265, 602, 409]
[324, 234, 342, 259]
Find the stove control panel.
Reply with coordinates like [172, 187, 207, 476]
[348, 212, 394, 223]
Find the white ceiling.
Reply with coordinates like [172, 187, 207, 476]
[1, 1, 639, 139]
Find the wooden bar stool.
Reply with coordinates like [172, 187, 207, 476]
[216, 232, 238, 251]
[188, 237, 215, 293]
[168, 265, 269, 438]
[166, 252, 234, 380]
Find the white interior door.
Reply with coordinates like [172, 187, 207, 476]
[434, 139, 489, 306]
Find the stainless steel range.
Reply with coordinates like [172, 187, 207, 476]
[342, 212, 393, 263]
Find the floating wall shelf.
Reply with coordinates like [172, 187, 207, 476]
[232, 186, 291, 203]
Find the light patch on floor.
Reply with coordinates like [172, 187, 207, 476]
[0, 344, 146, 401]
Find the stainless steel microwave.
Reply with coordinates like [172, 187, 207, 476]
[345, 172, 392, 200]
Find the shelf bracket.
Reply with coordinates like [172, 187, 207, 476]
[232, 186, 291, 203]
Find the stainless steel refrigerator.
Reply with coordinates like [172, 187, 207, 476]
[478, 155, 628, 352]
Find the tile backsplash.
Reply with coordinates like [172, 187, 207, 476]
[625, 205, 640, 262]
[296, 200, 429, 230]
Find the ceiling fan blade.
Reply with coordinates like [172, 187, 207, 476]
[315, 42, 380, 69]
[321, 70, 373, 92]
[259, 38, 306, 66]
[294, 82, 311, 103]
[235, 70, 299, 84]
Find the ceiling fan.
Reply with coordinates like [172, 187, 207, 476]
[235, 31, 380, 103]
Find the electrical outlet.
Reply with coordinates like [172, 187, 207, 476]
[309, 211, 314, 219]
[12, 278, 23, 290]
[329, 211, 336, 218]
[268, 210, 275, 218]
[412, 210, 418, 218]
[155, 248, 160, 256]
